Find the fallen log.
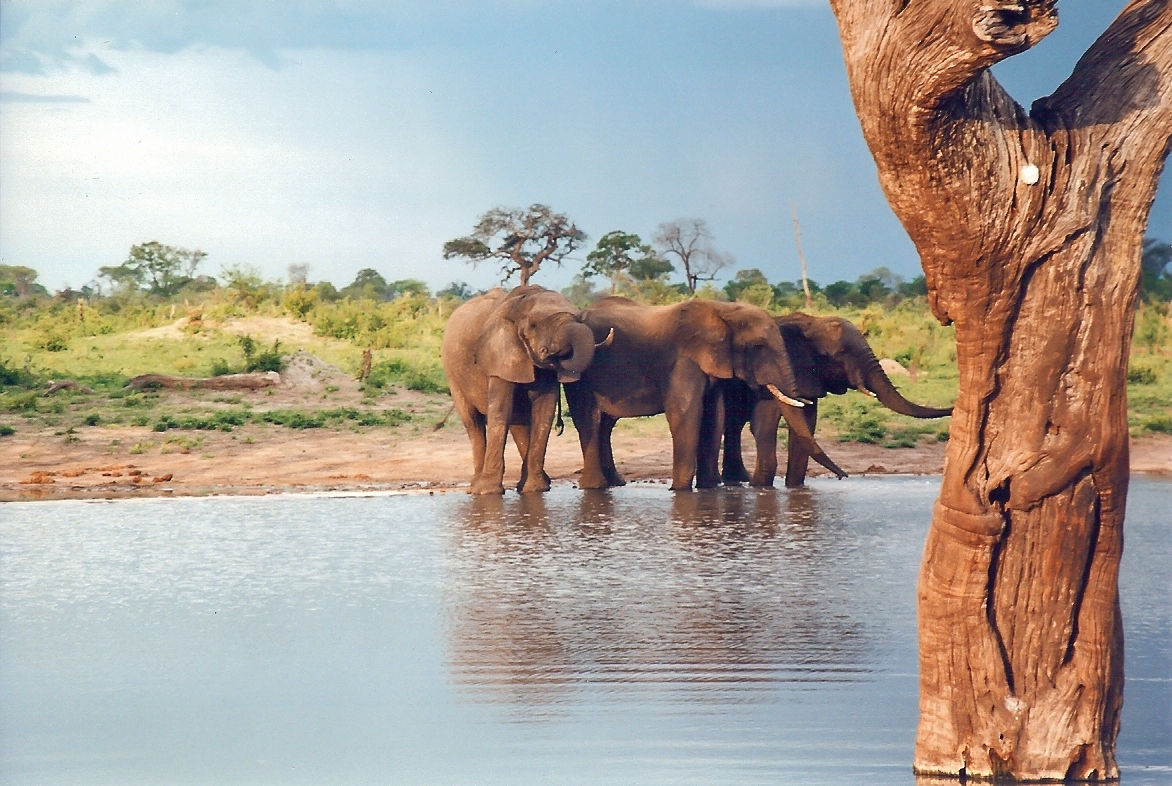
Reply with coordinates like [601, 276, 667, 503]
[44, 379, 95, 395]
[126, 371, 280, 391]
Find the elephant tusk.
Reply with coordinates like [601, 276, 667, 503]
[859, 386, 877, 398]
[766, 384, 805, 408]
[595, 327, 615, 348]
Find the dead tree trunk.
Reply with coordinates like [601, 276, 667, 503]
[828, 0, 1172, 779]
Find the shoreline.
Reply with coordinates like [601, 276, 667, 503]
[4, 423, 1169, 503]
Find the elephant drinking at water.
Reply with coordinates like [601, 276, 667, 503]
[564, 297, 845, 491]
[721, 312, 952, 488]
[442, 286, 609, 495]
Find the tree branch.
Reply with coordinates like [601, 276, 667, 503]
[1035, 0, 1172, 146]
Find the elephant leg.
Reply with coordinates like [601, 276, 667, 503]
[665, 382, 705, 492]
[518, 388, 556, 493]
[721, 387, 752, 485]
[722, 417, 751, 485]
[696, 385, 723, 489]
[784, 400, 818, 488]
[750, 398, 782, 487]
[510, 424, 532, 491]
[471, 376, 514, 495]
[451, 386, 487, 485]
[599, 414, 626, 486]
[568, 386, 609, 490]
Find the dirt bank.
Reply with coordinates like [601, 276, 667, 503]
[3, 421, 1168, 502]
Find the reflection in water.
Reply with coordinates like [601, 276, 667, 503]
[445, 487, 871, 706]
[1, 479, 1166, 785]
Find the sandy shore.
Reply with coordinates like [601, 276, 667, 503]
[3, 421, 1169, 502]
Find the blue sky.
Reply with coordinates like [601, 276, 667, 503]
[1, 1, 1168, 294]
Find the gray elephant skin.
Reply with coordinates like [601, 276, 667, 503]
[442, 286, 600, 495]
[564, 297, 845, 492]
[721, 312, 952, 488]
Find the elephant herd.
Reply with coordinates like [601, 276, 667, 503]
[440, 285, 951, 495]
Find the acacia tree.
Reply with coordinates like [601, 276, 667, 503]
[442, 204, 586, 287]
[653, 218, 733, 293]
[828, 0, 1171, 779]
[99, 241, 207, 296]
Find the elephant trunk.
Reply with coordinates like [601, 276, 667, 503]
[861, 358, 952, 419]
[554, 321, 596, 382]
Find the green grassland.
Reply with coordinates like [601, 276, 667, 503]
[2, 278, 1169, 446]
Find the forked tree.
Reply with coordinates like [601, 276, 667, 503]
[827, 0, 1171, 780]
[442, 204, 587, 287]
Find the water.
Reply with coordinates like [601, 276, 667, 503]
[1, 477, 1168, 785]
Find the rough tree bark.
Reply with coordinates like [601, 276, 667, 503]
[827, 0, 1172, 780]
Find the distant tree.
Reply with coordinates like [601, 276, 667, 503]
[898, 275, 928, 298]
[99, 242, 206, 297]
[313, 281, 339, 302]
[723, 268, 769, 301]
[437, 281, 474, 300]
[629, 254, 675, 282]
[221, 264, 272, 309]
[822, 280, 857, 308]
[1141, 237, 1171, 302]
[561, 273, 603, 310]
[0, 265, 48, 298]
[443, 204, 587, 286]
[287, 263, 309, 286]
[340, 268, 391, 301]
[653, 219, 732, 294]
[388, 279, 430, 299]
[583, 231, 667, 293]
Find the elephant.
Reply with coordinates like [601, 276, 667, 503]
[719, 312, 953, 488]
[564, 297, 846, 491]
[441, 286, 609, 495]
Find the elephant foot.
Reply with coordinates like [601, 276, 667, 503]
[750, 473, 777, 488]
[695, 476, 721, 489]
[578, 470, 611, 490]
[518, 476, 551, 494]
[669, 482, 694, 492]
[469, 479, 506, 495]
[722, 470, 751, 485]
[604, 473, 627, 487]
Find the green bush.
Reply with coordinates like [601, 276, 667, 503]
[0, 424, 15, 436]
[1128, 365, 1158, 385]
[239, 335, 285, 373]
[1143, 416, 1172, 434]
[83, 413, 101, 426]
[365, 358, 448, 394]
[2, 391, 39, 412]
[0, 359, 38, 388]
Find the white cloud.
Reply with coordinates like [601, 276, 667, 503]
[0, 42, 495, 290]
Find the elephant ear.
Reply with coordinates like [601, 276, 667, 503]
[475, 317, 535, 384]
[778, 320, 831, 399]
[678, 301, 734, 379]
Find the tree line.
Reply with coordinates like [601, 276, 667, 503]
[2, 205, 1169, 311]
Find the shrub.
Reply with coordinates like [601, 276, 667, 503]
[1143, 416, 1172, 434]
[366, 358, 448, 394]
[83, 413, 101, 426]
[2, 391, 39, 412]
[0, 424, 15, 436]
[239, 335, 284, 373]
[1128, 365, 1158, 385]
[0, 359, 37, 388]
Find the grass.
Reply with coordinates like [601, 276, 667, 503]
[2, 285, 1168, 447]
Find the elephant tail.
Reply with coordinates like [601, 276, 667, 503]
[862, 359, 952, 419]
[434, 402, 455, 431]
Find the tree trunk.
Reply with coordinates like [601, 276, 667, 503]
[828, 0, 1172, 779]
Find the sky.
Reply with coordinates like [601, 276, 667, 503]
[1, 0, 1169, 295]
